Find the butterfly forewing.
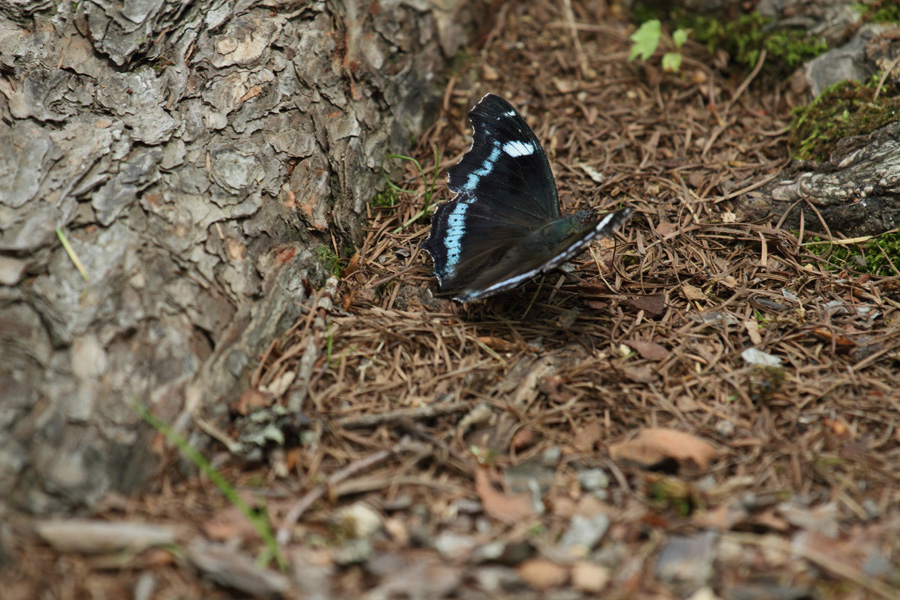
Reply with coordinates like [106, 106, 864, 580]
[447, 94, 560, 227]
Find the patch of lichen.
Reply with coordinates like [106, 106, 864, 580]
[805, 231, 900, 277]
[789, 78, 900, 161]
[673, 11, 828, 77]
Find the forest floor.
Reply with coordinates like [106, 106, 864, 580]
[9, 2, 900, 599]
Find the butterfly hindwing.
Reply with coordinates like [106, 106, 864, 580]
[451, 207, 634, 303]
[422, 191, 531, 293]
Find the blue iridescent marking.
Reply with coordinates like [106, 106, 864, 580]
[443, 195, 476, 274]
[463, 141, 502, 192]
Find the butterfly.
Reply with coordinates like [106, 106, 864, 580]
[422, 94, 633, 303]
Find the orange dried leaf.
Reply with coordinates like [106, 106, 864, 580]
[608, 428, 717, 475]
[475, 468, 538, 524]
[626, 339, 669, 361]
[624, 294, 666, 317]
[573, 421, 603, 452]
[476, 336, 518, 352]
[682, 283, 706, 302]
[340, 252, 360, 278]
[811, 327, 856, 349]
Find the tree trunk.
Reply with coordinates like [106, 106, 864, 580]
[0, 0, 472, 513]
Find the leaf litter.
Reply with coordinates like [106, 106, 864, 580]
[14, 1, 900, 598]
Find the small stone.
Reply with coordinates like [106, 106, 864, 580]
[471, 541, 506, 563]
[472, 566, 521, 592]
[686, 586, 720, 600]
[656, 531, 718, 585]
[331, 539, 373, 565]
[517, 559, 568, 590]
[571, 561, 610, 593]
[434, 531, 476, 560]
[559, 514, 610, 557]
[862, 498, 879, 519]
[577, 468, 609, 491]
[715, 419, 734, 437]
[862, 552, 892, 578]
[333, 502, 382, 539]
[541, 446, 562, 467]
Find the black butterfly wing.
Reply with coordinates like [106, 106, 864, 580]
[423, 94, 560, 296]
[422, 93, 634, 302]
[451, 207, 634, 303]
[447, 94, 560, 227]
[422, 191, 532, 294]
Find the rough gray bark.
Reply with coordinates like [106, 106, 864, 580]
[741, 121, 900, 237]
[0, 0, 470, 513]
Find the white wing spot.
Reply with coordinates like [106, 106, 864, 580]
[502, 140, 534, 157]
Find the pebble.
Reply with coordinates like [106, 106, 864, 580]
[559, 514, 610, 557]
[577, 468, 609, 491]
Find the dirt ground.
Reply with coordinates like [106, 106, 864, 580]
[7, 2, 900, 599]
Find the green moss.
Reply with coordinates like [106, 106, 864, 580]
[748, 366, 785, 403]
[790, 78, 900, 161]
[648, 477, 703, 516]
[805, 231, 900, 277]
[764, 26, 828, 70]
[674, 11, 828, 76]
[858, 0, 900, 23]
[315, 245, 352, 277]
[370, 187, 399, 208]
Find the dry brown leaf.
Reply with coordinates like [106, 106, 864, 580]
[744, 319, 762, 345]
[682, 283, 706, 302]
[203, 506, 261, 542]
[608, 428, 718, 475]
[584, 299, 609, 311]
[626, 339, 669, 361]
[511, 427, 535, 451]
[655, 221, 678, 237]
[476, 335, 518, 352]
[720, 275, 739, 288]
[811, 327, 856, 350]
[573, 421, 603, 452]
[624, 294, 666, 316]
[234, 387, 275, 416]
[517, 559, 569, 590]
[475, 468, 538, 524]
[692, 503, 748, 530]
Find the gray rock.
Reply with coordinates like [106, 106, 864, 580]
[656, 531, 718, 588]
[805, 26, 883, 96]
[559, 514, 611, 556]
[577, 468, 610, 491]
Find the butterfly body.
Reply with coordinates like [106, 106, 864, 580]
[422, 94, 633, 303]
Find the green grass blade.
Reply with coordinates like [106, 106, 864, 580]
[131, 401, 288, 571]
